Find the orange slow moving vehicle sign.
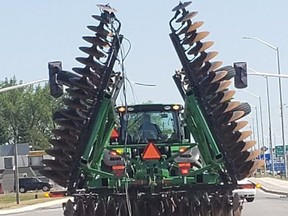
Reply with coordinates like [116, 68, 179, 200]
[110, 128, 119, 139]
[142, 142, 161, 160]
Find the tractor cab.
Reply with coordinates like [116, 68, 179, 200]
[116, 104, 184, 144]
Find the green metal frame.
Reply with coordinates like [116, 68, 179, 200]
[79, 97, 227, 192]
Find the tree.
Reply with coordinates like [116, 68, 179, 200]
[0, 77, 60, 149]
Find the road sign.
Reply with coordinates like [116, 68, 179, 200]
[259, 153, 270, 161]
[261, 146, 268, 152]
[275, 145, 288, 157]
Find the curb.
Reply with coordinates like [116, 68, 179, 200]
[0, 197, 69, 215]
[259, 185, 288, 196]
[249, 179, 288, 197]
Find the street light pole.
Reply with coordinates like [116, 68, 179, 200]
[265, 76, 275, 176]
[276, 48, 287, 177]
[240, 90, 265, 172]
[243, 36, 286, 177]
[250, 105, 260, 150]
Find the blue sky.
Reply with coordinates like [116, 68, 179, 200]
[1, 0, 288, 147]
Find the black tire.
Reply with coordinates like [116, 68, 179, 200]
[42, 185, 50, 192]
[19, 187, 27, 193]
[246, 198, 254, 202]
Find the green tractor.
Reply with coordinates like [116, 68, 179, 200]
[40, 2, 263, 215]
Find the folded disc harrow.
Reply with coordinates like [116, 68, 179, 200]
[40, 6, 124, 189]
[39, 2, 263, 216]
[169, 1, 264, 182]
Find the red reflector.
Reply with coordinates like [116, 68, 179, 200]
[110, 128, 119, 139]
[112, 165, 125, 177]
[142, 142, 161, 160]
[178, 163, 190, 175]
[112, 165, 125, 171]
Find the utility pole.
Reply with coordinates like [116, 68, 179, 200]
[14, 137, 20, 204]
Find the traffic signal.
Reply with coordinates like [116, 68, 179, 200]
[234, 62, 248, 89]
[48, 61, 64, 98]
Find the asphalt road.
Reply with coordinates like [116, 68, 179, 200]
[4, 189, 288, 216]
[242, 189, 288, 215]
[5, 205, 63, 216]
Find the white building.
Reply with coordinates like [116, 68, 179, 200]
[0, 144, 52, 193]
[0, 143, 30, 169]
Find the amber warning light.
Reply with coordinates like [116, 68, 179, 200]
[142, 142, 161, 160]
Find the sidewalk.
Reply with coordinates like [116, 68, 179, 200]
[249, 177, 288, 196]
[0, 197, 69, 215]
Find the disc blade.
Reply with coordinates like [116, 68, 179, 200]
[241, 140, 257, 152]
[220, 90, 236, 103]
[106, 197, 117, 216]
[82, 36, 110, 47]
[66, 88, 92, 100]
[58, 108, 86, 121]
[54, 119, 82, 132]
[76, 57, 104, 70]
[211, 70, 228, 83]
[86, 199, 96, 216]
[95, 198, 106, 215]
[52, 128, 79, 141]
[203, 51, 218, 63]
[212, 101, 239, 116]
[48, 138, 76, 150]
[45, 149, 73, 161]
[215, 80, 231, 93]
[186, 21, 204, 34]
[236, 130, 252, 142]
[176, 11, 198, 23]
[69, 77, 96, 92]
[232, 193, 240, 211]
[87, 25, 112, 37]
[231, 121, 248, 132]
[192, 31, 209, 43]
[208, 61, 223, 73]
[188, 41, 214, 56]
[79, 47, 106, 58]
[38, 169, 67, 187]
[199, 69, 226, 86]
[63, 98, 89, 111]
[91, 15, 109, 24]
[199, 41, 214, 53]
[172, 1, 192, 11]
[208, 90, 236, 105]
[247, 160, 265, 176]
[42, 159, 70, 171]
[233, 151, 251, 164]
[245, 149, 261, 161]
[96, 4, 117, 13]
[224, 102, 241, 113]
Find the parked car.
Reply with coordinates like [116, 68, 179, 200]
[19, 177, 53, 193]
[232, 178, 256, 202]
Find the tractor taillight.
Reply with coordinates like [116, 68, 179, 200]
[112, 165, 125, 177]
[178, 163, 191, 175]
